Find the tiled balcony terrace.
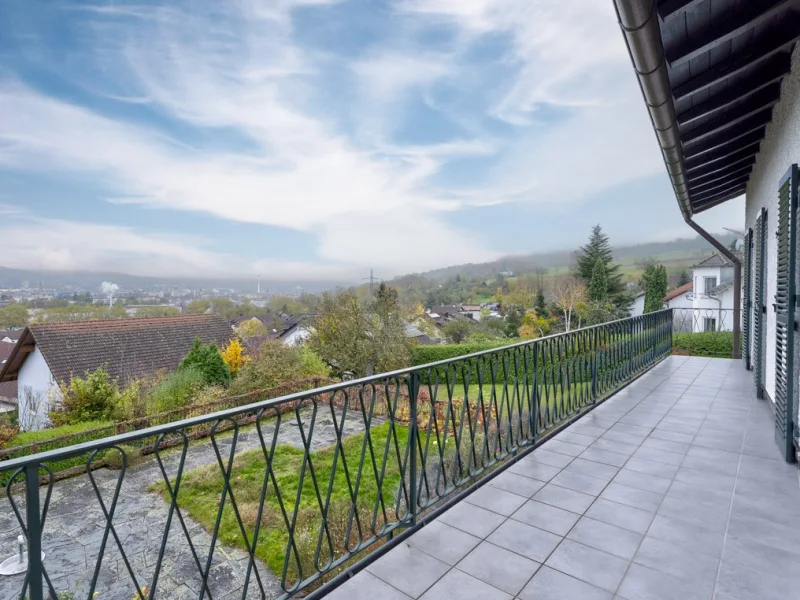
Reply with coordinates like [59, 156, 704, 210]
[329, 356, 800, 600]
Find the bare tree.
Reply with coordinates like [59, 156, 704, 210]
[551, 277, 587, 332]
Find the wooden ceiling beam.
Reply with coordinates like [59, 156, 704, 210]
[667, 0, 793, 68]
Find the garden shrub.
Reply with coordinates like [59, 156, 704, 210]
[179, 339, 231, 386]
[145, 367, 206, 415]
[230, 341, 329, 394]
[673, 331, 733, 358]
[53, 367, 119, 425]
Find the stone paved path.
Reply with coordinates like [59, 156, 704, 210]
[0, 406, 374, 600]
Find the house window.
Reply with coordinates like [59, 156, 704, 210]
[703, 277, 718, 294]
[704, 317, 717, 332]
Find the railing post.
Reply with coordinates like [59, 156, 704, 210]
[592, 327, 599, 402]
[408, 372, 419, 526]
[25, 463, 43, 600]
[669, 309, 674, 355]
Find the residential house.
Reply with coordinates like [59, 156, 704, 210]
[404, 323, 434, 346]
[688, 254, 740, 332]
[278, 315, 315, 347]
[629, 281, 693, 320]
[460, 304, 482, 321]
[0, 315, 234, 431]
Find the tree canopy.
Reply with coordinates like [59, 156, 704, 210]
[642, 264, 668, 313]
[575, 225, 630, 311]
[588, 258, 609, 302]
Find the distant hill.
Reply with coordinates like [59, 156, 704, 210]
[396, 233, 738, 283]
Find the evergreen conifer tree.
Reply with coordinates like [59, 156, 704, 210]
[588, 258, 608, 302]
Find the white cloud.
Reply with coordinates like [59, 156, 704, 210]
[0, 0, 734, 279]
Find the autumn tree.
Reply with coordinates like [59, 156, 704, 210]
[518, 311, 553, 340]
[310, 287, 411, 377]
[442, 319, 472, 343]
[185, 300, 210, 315]
[221, 339, 250, 374]
[0, 303, 29, 328]
[551, 277, 587, 332]
[237, 318, 269, 338]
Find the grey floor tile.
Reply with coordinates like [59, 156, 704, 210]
[419, 568, 512, 600]
[464, 485, 527, 517]
[530, 449, 575, 468]
[612, 469, 672, 494]
[544, 539, 629, 592]
[617, 563, 712, 600]
[325, 571, 411, 600]
[726, 511, 800, 555]
[543, 439, 587, 458]
[518, 565, 612, 600]
[406, 521, 481, 566]
[580, 447, 630, 468]
[511, 499, 581, 536]
[657, 496, 730, 533]
[508, 459, 561, 483]
[633, 537, 719, 591]
[602, 430, 647, 446]
[721, 535, 800, 584]
[609, 423, 653, 437]
[665, 480, 732, 509]
[534, 483, 596, 514]
[646, 513, 725, 558]
[591, 438, 640, 456]
[489, 470, 545, 498]
[438, 501, 506, 539]
[647, 429, 695, 444]
[456, 541, 540, 596]
[556, 431, 598, 447]
[366, 543, 450, 598]
[673, 466, 736, 492]
[566, 516, 643, 559]
[566, 457, 620, 481]
[486, 519, 561, 563]
[631, 446, 685, 466]
[680, 455, 739, 476]
[623, 457, 679, 478]
[599, 482, 663, 512]
[716, 561, 797, 600]
[641, 437, 690, 455]
[585, 498, 654, 534]
[550, 469, 608, 496]
[692, 435, 743, 453]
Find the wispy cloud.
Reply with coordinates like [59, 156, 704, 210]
[0, 0, 742, 279]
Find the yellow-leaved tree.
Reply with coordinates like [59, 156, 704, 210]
[221, 339, 250, 375]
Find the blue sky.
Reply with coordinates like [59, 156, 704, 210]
[0, 0, 743, 282]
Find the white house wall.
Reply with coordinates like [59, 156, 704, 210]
[17, 345, 59, 431]
[744, 43, 800, 402]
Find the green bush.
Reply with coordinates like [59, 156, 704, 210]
[146, 367, 206, 415]
[673, 331, 733, 358]
[230, 340, 329, 394]
[411, 341, 509, 366]
[179, 339, 231, 386]
[53, 367, 119, 425]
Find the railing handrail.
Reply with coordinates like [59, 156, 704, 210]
[0, 309, 672, 472]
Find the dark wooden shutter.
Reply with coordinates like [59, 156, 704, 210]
[753, 208, 767, 398]
[742, 229, 753, 370]
[775, 165, 798, 462]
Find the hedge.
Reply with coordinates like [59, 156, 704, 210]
[672, 331, 733, 358]
[411, 342, 510, 366]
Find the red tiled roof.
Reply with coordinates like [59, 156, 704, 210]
[0, 315, 234, 385]
[664, 282, 693, 302]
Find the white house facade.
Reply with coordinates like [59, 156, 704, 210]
[687, 255, 739, 333]
[16, 345, 59, 431]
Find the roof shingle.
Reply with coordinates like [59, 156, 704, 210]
[1, 315, 234, 385]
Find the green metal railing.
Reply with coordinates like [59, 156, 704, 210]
[0, 310, 673, 600]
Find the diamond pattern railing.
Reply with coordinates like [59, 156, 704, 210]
[0, 310, 673, 600]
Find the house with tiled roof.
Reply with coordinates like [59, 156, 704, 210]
[0, 315, 234, 431]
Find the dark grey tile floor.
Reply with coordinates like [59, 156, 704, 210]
[327, 357, 800, 600]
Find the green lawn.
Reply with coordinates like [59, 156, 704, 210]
[155, 422, 409, 589]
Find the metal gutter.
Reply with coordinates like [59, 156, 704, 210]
[614, 0, 742, 358]
[613, 0, 692, 218]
